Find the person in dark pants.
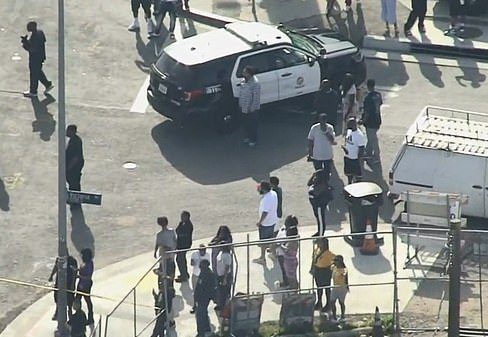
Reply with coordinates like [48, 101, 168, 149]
[75, 248, 94, 325]
[307, 114, 336, 182]
[215, 243, 232, 311]
[194, 259, 217, 337]
[175, 210, 193, 283]
[49, 254, 78, 320]
[360, 79, 383, 165]
[151, 281, 175, 337]
[154, 0, 178, 39]
[311, 238, 336, 312]
[238, 66, 261, 147]
[66, 125, 85, 192]
[308, 170, 333, 236]
[314, 79, 340, 128]
[403, 0, 427, 36]
[128, 0, 155, 36]
[68, 299, 87, 337]
[21, 21, 54, 98]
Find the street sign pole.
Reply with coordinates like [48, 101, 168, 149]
[56, 0, 69, 335]
[448, 219, 461, 337]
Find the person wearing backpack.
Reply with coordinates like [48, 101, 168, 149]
[361, 79, 383, 166]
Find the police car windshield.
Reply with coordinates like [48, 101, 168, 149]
[283, 30, 321, 54]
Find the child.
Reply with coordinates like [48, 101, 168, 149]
[68, 299, 87, 337]
[330, 255, 349, 322]
[282, 217, 299, 289]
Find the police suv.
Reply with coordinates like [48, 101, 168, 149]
[147, 21, 366, 130]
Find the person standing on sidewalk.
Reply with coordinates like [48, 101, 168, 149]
[330, 255, 349, 322]
[361, 79, 383, 165]
[75, 248, 94, 325]
[342, 118, 366, 184]
[21, 21, 54, 98]
[154, 216, 177, 286]
[270, 176, 283, 237]
[153, 0, 178, 39]
[239, 66, 261, 147]
[311, 238, 336, 313]
[307, 113, 336, 181]
[189, 244, 210, 314]
[128, 0, 155, 37]
[341, 73, 357, 133]
[314, 79, 340, 128]
[444, 0, 466, 36]
[282, 215, 299, 289]
[194, 259, 217, 337]
[175, 210, 193, 283]
[209, 226, 233, 274]
[253, 181, 278, 264]
[215, 243, 233, 311]
[68, 299, 87, 337]
[403, 0, 427, 36]
[381, 0, 399, 37]
[66, 125, 85, 192]
[49, 254, 78, 320]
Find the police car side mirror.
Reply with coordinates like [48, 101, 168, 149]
[307, 56, 315, 66]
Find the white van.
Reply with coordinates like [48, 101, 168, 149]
[389, 106, 488, 218]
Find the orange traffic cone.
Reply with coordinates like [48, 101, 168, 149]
[360, 221, 378, 255]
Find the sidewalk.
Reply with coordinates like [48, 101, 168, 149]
[184, 0, 488, 59]
[0, 223, 437, 337]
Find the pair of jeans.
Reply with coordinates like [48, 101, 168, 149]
[157, 1, 177, 33]
[312, 159, 332, 182]
[29, 58, 50, 94]
[176, 251, 189, 279]
[131, 0, 151, 17]
[243, 111, 259, 143]
[404, 0, 427, 31]
[195, 299, 211, 335]
[365, 128, 380, 160]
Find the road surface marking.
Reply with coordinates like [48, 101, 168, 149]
[130, 76, 150, 114]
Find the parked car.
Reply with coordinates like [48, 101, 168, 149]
[147, 21, 366, 131]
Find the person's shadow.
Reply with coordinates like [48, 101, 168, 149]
[69, 205, 95, 256]
[0, 178, 10, 211]
[31, 94, 56, 141]
[135, 31, 159, 74]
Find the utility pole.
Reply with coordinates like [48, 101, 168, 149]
[448, 219, 461, 337]
[55, 0, 68, 336]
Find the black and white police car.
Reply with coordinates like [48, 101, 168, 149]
[147, 21, 366, 130]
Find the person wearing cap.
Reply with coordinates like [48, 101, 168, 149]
[307, 113, 337, 183]
[330, 255, 349, 322]
[342, 118, 366, 184]
[189, 244, 210, 314]
[254, 181, 278, 264]
[194, 259, 217, 337]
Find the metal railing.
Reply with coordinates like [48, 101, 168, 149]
[89, 315, 102, 337]
[103, 226, 488, 337]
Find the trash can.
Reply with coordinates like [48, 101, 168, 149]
[343, 182, 383, 247]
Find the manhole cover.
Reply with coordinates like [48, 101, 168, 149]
[122, 162, 137, 170]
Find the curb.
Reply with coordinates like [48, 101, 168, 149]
[363, 34, 488, 59]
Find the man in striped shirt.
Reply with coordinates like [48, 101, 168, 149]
[239, 66, 261, 147]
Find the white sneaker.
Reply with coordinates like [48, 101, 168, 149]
[128, 18, 140, 32]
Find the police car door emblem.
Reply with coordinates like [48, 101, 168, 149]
[296, 76, 305, 88]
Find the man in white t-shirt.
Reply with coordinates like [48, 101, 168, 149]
[254, 181, 278, 264]
[307, 113, 336, 182]
[189, 244, 210, 314]
[215, 244, 233, 310]
[342, 118, 366, 184]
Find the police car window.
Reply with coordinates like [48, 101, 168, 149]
[278, 48, 308, 66]
[236, 52, 274, 77]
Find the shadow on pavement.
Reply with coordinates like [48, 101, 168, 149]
[410, 35, 445, 88]
[135, 31, 159, 74]
[350, 246, 392, 275]
[69, 205, 95, 256]
[0, 178, 9, 211]
[31, 94, 56, 142]
[362, 161, 395, 223]
[151, 110, 313, 185]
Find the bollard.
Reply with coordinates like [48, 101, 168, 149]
[372, 306, 385, 337]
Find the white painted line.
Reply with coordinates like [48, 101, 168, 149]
[130, 76, 150, 114]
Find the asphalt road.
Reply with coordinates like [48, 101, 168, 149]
[0, 0, 488, 333]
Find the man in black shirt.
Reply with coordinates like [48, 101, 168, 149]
[175, 211, 193, 283]
[21, 21, 53, 98]
[361, 79, 383, 165]
[66, 125, 85, 191]
[194, 260, 216, 337]
[313, 79, 340, 128]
